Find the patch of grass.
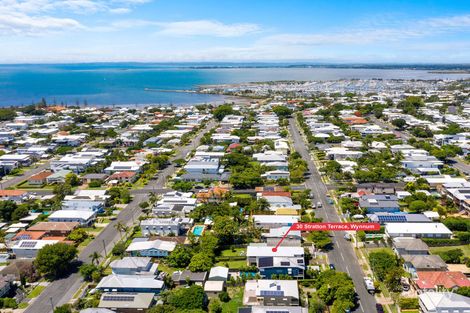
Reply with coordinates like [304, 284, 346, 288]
[215, 260, 247, 269]
[221, 287, 244, 313]
[18, 302, 29, 309]
[15, 181, 55, 190]
[221, 248, 246, 257]
[82, 227, 104, 235]
[365, 247, 394, 256]
[78, 237, 93, 249]
[28, 285, 46, 298]
[157, 262, 178, 275]
[430, 245, 470, 258]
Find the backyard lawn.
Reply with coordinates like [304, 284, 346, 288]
[216, 260, 247, 269]
[430, 245, 470, 258]
[221, 248, 246, 257]
[221, 287, 244, 313]
[157, 262, 179, 275]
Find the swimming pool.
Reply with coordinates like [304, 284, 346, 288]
[192, 225, 204, 236]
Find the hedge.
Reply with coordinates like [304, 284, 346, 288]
[215, 256, 247, 262]
[398, 298, 419, 310]
[422, 238, 464, 247]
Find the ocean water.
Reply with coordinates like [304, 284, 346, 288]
[0, 63, 469, 106]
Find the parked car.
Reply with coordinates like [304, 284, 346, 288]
[329, 263, 335, 270]
[376, 304, 384, 313]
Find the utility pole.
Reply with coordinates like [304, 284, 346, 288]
[102, 240, 107, 256]
[49, 297, 54, 312]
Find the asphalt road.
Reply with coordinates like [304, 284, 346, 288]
[26, 120, 217, 313]
[288, 118, 376, 313]
[449, 157, 470, 175]
[0, 161, 52, 189]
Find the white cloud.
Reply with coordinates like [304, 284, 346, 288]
[0, 12, 83, 35]
[422, 14, 470, 28]
[0, 0, 151, 35]
[157, 20, 260, 37]
[108, 19, 261, 37]
[260, 14, 470, 47]
[109, 7, 131, 14]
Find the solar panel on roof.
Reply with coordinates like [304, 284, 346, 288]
[102, 295, 135, 302]
[20, 241, 37, 248]
[378, 215, 407, 223]
[259, 257, 273, 267]
[260, 290, 284, 296]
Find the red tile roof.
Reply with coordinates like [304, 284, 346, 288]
[416, 271, 470, 289]
[108, 171, 137, 179]
[28, 222, 79, 232]
[12, 231, 46, 241]
[28, 171, 52, 181]
[0, 190, 27, 197]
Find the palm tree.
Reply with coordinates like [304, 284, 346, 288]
[114, 221, 127, 239]
[89, 251, 101, 266]
[148, 192, 157, 204]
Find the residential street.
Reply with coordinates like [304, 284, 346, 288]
[25, 120, 216, 313]
[288, 118, 376, 313]
[0, 161, 52, 189]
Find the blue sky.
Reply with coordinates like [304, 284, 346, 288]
[1, 0, 470, 63]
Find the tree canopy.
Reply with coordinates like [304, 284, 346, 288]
[34, 243, 78, 279]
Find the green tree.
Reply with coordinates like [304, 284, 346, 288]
[112, 242, 126, 256]
[53, 183, 72, 200]
[167, 245, 194, 268]
[67, 228, 89, 244]
[89, 251, 101, 265]
[213, 216, 238, 245]
[391, 118, 406, 129]
[65, 173, 80, 186]
[208, 298, 223, 313]
[437, 248, 464, 264]
[272, 106, 293, 118]
[409, 200, 427, 213]
[188, 252, 214, 272]
[384, 267, 405, 292]
[199, 233, 219, 255]
[11, 205, 29, 221]
[79, 263, 99, 282]
[0, 200, 17, 221]
[230, 168, 263, 189]
[166, 284, 206, 310]
[213, 104, 234, 121]
[308, 231, 332, 250]
[456, 286, 470, 297]
[0, 108, 17, 121]
[369, 251, 398, 281]
[34, 243, 78, 279]
[53, 304, 72, 313]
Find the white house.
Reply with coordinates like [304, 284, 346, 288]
[419, 292, 470, 313]
[126, 239, 176, 257]
[385, 223, 452, 239]
[253, 215, 299, 229]
[262, 170, 290, 181]
[48, 210, 96, 226]
[105, 161, 145, 174]
[12, 240, 59, 258]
